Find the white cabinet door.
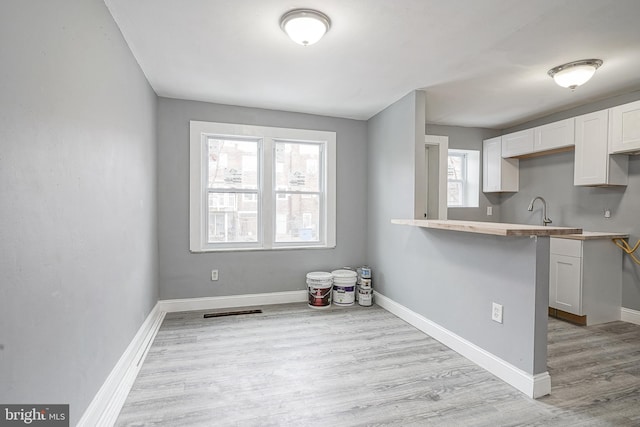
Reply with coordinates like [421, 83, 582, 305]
[610, 100, 640, 154]
[574, 110, 628, 186]
[501, 129, 534, 157]
[549, 253, 582, 315]
[483, 137, 501, 192]
[574, 110, 608, 185]
[483, 137, 518, 192]
[534, 118, 575, 152]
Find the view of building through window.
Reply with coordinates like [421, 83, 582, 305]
[274, 142, 322, 242]
[205, 138, 323, 244]
[447, 152, 466, 207]
[447, 149, 479, 208]
[207, 137, 259, 243]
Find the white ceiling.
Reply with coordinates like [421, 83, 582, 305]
[105, 0, 640, 129]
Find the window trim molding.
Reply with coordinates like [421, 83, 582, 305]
[447, 151, 467, 208]
[189, 120, 336, 252]
[447, 148, 480, 209]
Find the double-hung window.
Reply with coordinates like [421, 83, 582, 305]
[190, 121, 336, 252]
[447, 149, 479, 208]
[447, 151, 467, 207]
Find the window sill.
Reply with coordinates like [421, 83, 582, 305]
[190, 244, 336, 254]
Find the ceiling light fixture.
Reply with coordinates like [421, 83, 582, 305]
[280, 9, 331, 46]
[548, 59, 603, 90]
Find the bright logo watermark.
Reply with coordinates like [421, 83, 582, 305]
[1, 405, 68, 426]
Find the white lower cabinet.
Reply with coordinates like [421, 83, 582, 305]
[549, 245, 582, 315]
[549, 237, 622, 325]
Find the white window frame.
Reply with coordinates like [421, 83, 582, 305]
[447, 149, 480, 208]
[189, 121, 336, 252]
[447, 151, 467, 207]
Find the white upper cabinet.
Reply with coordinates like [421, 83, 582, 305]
[534, 118, 575, 153]
[574, 110, 628, 186]
[501, 129, 534, 157]
[502, 119, 574, 158]
[483, 136, 518, 192]
[609, 99, 640, 154]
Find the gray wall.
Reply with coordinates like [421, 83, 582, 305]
[0, 1, 158, 424]
[499, 91, 640, 311]
[367, 92, 547, 374]
[157, 98, 368, 300]
[426, 124, 502, 221]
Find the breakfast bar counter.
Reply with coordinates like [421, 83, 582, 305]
[391, 219, 582, 237]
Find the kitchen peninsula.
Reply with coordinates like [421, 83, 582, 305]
[391, 219, 582, 237]
[388, 219, 582, 399]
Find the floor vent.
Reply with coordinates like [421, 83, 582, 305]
[203, 309, 262, 319]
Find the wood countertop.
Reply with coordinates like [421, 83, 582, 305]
[551, 231, 629, 240]
[391, 219, 582, 237]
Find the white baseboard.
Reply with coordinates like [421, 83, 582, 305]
[374, 291, 551, 399]
[78, 303, 165, 427]
[621, 307, 640, 325]
[158, 290, 308, 313]
[80, 290, 307, 426]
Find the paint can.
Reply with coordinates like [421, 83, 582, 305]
[359, 278, 372, 289]
[358, 287, 373, 306]
[358, 266, 372, 279]
[331, 269, 357, 306]
[306, 272, 333, 309]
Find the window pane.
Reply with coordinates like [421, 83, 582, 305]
[275, 193, 320, 242]
[208, 138, 258, 190]
[274, 142, 320, 192]
[207, 192, 258, 243]
[447, 149, 479, 208]
[448, 181, 463, 206]
[448, 155, 464, 180]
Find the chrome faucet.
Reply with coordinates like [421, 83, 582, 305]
[527, 196, 552, 226]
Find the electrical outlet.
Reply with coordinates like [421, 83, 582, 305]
[492, 302, 503, 323]
[487, 206, 493, 216]
[211, 269, 219, 281]
[604, 209, 611, 218]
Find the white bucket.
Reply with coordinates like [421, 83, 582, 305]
[332, 269, 357, 280]
[331, 269, 357, 306]
[306, 272, 333, 309]
[358, 287, 373, 306]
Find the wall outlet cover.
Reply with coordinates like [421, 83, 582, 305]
[211, 270, 219, 281]
[492, 302, 503, 323]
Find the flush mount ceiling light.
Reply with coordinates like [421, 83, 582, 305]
[280, 9, 331, 46]
[548, 59, 603, 90]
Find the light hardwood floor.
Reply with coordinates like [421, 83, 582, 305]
[116, 303, 640, 426]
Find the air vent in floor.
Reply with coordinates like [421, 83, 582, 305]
[203, 309, 262, 318]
